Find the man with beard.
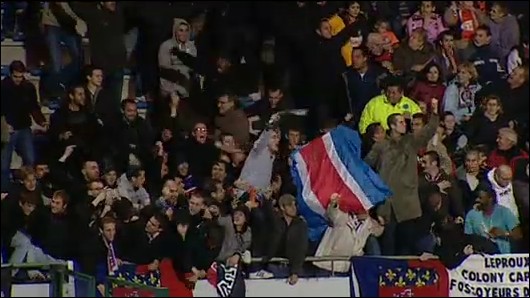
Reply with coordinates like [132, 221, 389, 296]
[111, 99, 155, 172]
[54, 145, 101, 209]
[464, 183, 523, 253]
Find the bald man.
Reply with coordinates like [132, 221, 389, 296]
[487, 165, 519, 218]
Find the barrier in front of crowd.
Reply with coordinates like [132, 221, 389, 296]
[6, 254, 529, 297]
[194, 255, 435, 297]
[1, 262, 95, 297]
[105, 276, 169, 297]
[194, 254, 530, 297]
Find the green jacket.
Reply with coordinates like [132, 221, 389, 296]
[364, 115, 439, 223]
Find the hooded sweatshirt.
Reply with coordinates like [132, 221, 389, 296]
[488, 14, 520, 67]
[487, 169, 519, 219]
[158, 18, 197, 98]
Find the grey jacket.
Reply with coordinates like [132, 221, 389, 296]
[216, 215, 252, 262]
[488, 15, 520, 67]
[239, 130, 274, 191]
[117, 174, 150, 210]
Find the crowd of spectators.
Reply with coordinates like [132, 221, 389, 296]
[1, 1, 529, 295]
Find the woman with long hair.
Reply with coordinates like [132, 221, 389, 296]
[409, 62, 446, 115]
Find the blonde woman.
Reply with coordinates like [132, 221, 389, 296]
[442, 62, 481, 123]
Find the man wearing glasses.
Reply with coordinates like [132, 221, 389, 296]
[1, 60, 48, 193]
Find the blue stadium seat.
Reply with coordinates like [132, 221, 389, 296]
[29, 68, 43, 77]
[1, 65, 43, 77]
[46, 98, 62, 110]
[12, 32, 25, 42]
[1, 65, 8, 77]
[137, 101, 149, 109]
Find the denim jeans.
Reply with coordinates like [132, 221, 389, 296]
[124, 28, 143, 96]
[43, 25, 82, 96]
[1, 2, 28, 34]
[364, 235, 382, 256]
[124, 28, 138, 62]
[104, 69, 124, 108]
[415, 233, 437, 254]
[1, 128, 35, 192]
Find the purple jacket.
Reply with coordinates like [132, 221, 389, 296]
[406, 12, 446, 44]
[488, 15, 520, 67]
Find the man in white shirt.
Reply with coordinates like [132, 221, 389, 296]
[487, 165, 519, 219]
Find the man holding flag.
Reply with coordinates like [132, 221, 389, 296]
[290, 121, 392, 244]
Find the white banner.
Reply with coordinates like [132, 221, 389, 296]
[449, 254, 529, 297]
[193, 277, 350, 297]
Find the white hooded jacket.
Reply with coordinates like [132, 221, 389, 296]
[487, 169, 519, 218]
[158, 18, 197, 98]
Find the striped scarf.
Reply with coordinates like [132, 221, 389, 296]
[104, 238, 119, 276]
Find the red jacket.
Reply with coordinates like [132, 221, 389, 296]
[137, 259, 194, 297]
[488, 148, 529, 172]
[409, 81, 446, 114]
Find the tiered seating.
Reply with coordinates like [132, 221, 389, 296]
[1, 37, 137, 110]
[1, 6, 144, 168]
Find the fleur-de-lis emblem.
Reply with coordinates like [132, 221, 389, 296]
[395, 276, 406, 287]
[423, 270, 431, 281]
[385, 269, 397, 281]
[415, 278, 426, 287]
[406, 269, 416, 281]
[379, 276, 386, 286]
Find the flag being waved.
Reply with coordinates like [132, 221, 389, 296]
[290, 125, 391, 241]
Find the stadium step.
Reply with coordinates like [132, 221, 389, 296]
[1, 39, 26, 65]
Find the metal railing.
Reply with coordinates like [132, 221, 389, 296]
[1, 262, 96, 297]
[250, 255, 439, 276]
[1, 255, 439, 296]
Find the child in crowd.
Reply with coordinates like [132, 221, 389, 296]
[366, 19, 399, 68]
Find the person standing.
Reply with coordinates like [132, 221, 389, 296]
[41, 2, 86, 98]
[364, 98, 440, 255]
[1, 61, 47, 193]
[72, 2, 127, 108]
